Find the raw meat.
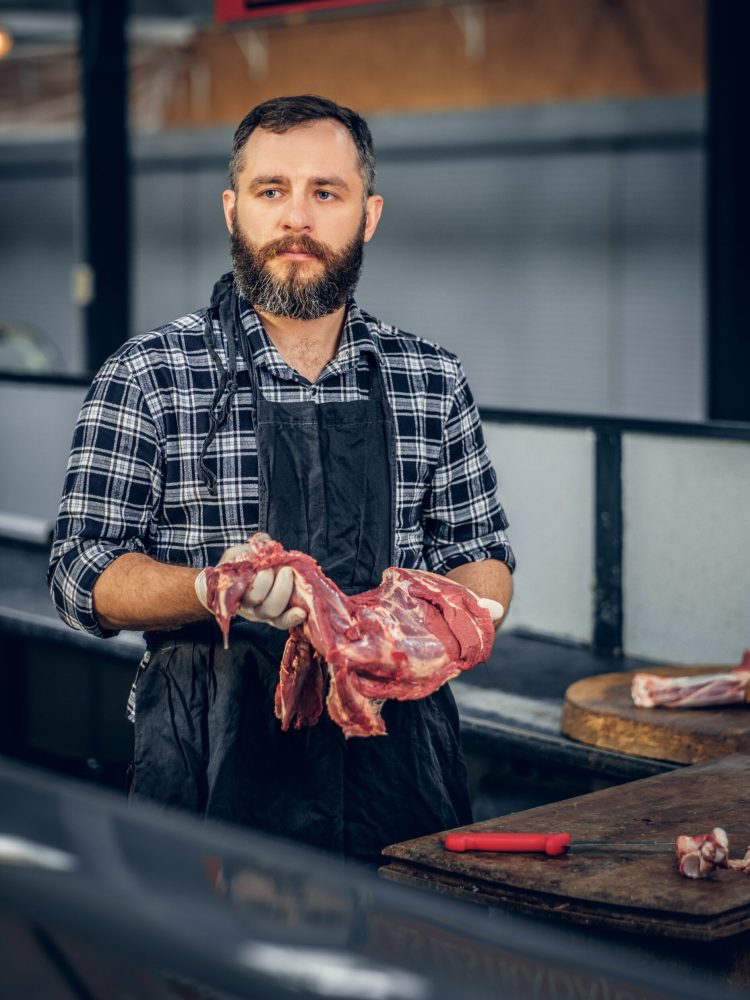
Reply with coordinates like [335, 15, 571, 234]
[204, 533, 495, 738]
[631, 651, 750, 708]
[675, 827, 729, 879]
[728, 845, 750, 874]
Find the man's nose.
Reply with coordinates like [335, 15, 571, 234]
[281, 193, 312, 232]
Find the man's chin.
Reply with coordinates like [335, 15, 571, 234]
[257, 305, 340, 321]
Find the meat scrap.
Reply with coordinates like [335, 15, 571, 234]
[631, 651, 750, 708]
[728, 845, 750, 874]
[676, 827, 729, 879]
[204, 533, 495, 738]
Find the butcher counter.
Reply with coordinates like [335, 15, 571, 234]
[0, 537, 675, 808]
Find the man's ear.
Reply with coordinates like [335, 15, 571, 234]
[363, 194, 384, 243]
[222, 189, 236, 234]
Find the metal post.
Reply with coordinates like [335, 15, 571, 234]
[593, 430, 623, 657]
[707, 0, 750, 422]
[78, 0, 130, 373]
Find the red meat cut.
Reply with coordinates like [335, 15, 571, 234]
[204, 533, 495, 738]
[631, 651, 750, 708]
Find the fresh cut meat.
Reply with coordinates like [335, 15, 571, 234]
[728, 845, 750, 874]
[676, 827, 729, 879]
[631, 651, 750, 708]
[204, 533, 495, 738]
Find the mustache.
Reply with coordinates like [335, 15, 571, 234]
[256, 233, 331, 265]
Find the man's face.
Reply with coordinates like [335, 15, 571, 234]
[223, 119, 383, 320]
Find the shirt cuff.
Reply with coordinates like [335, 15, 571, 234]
[50, 538, 147, 638]
[424, 532, 516, 577]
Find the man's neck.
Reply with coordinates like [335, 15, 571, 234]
[254, 304, 347, 384]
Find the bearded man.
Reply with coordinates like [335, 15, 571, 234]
[49, 95, 514, 865]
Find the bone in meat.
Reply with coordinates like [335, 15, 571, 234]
[631, 651, 750, 708]
[676, 827, 729, 878]
[728, 845, 750, 874]
[204, 533, 495, 738]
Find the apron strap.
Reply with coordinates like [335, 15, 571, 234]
[199, 274, 241, 496]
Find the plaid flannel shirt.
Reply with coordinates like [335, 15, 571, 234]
[49, 297, 514, 638]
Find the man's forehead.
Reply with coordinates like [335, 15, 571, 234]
[240, 119, 359, 174]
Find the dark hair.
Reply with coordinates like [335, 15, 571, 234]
[228, 94, 376, 197]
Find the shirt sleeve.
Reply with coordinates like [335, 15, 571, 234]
[47, 355, 162, 637]
[421, 360, 515, 576]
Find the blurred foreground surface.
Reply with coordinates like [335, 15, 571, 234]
[0, 755, 746, 1000]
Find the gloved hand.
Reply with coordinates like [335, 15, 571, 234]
[475, 597, 504, 627]
[195, 542, 307, 630]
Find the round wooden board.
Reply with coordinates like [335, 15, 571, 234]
[562, 666, 750, 764]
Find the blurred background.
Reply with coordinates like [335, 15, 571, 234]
[0, 0, 718, 419]
[1, 11, 750, 995]
[1, 0, 748, 660]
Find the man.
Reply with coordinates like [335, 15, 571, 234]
[49, 95, 514, 863]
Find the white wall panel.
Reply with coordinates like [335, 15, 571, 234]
[623, 434, 750, 663]
[483, 423, 595, 643]
[0, 174, 81, 372]
[359, 153, 612, 414]
[0, 382, 87, 540]
[610, 150, 704, 420]
[133, 167, 230, 335]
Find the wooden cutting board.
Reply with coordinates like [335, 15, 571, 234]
[562, 665, 750, 764]
[381, 755, 750, 940]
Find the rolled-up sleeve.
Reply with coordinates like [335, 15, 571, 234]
[422, 362, 515, 576]
[48, 356, 162, 636]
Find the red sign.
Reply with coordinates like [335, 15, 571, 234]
[215, 0, 403, 22]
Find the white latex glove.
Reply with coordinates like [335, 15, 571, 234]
[476, 597, 504, 627]
[195, 543, 307, 630]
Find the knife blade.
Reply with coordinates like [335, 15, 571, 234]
[443, 832, 675, 855]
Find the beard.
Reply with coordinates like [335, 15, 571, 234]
[230, 216, 366, 320]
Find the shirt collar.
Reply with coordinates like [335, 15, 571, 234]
[236, 297, 379, 383]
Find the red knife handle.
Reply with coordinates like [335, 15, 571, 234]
[444, 832, 572, 855]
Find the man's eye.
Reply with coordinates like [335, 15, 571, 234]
[261, 189, 279, 199]
[316, 191, 335, 201]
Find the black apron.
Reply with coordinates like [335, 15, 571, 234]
[132, 295, 472, 859]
